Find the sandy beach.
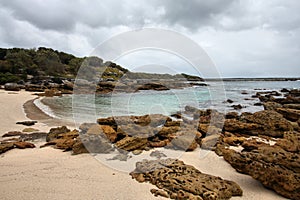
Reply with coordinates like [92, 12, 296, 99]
[0, 90, 287, 200]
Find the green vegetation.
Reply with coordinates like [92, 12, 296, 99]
[0, 47, 202, 84]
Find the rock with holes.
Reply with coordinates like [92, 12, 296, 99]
[130, 159, 242, 200]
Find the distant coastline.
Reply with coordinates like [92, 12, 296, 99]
[206, 77, 300, 82]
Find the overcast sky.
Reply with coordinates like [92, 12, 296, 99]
[0, 0, 299, 77]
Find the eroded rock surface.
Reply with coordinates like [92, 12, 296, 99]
[130, 159, 243, 200]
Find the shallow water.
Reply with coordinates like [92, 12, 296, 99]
[38, 81, 300, 124]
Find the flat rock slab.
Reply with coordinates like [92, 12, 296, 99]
[130, 158, 243, 200]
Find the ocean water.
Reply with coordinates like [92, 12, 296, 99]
[37, 81, 300, 125]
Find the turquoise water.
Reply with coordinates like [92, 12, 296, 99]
[38, 81, 300, 124]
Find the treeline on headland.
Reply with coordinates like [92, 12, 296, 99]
[0, 47, 203, 85]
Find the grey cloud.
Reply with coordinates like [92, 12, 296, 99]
[0, 0, 299, 77]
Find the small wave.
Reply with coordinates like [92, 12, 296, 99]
[33, 98, 61, 119]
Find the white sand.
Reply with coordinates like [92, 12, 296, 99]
[0, 90, 287, 200]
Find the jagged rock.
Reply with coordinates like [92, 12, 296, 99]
[221, 145, 300, 200]
[2, 131, 24, 137]
[46, 126, 70, 142]
[16, 120, 37, 126]
[263, 102, 283, 110]
[130, 159, 243, 200]
[115, 136, 148, 151]
[276, 108, 300, 122]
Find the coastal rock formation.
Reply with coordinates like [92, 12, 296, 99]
[130, 159, 243, 200]
[223, 110, 293, 137]
[220, 144, 300, 200]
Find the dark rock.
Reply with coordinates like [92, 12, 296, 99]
[281, 88, 290, 93]
[16, 120, 37, 126]
[231, 104, 243, 110]
[130, 159, 243, 200]
[254, 102, 263, 106]
[225, 112, 239, 119]
[170, 112, 182, 119]
[226, 99, 234, 103]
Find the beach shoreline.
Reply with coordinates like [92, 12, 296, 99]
[0, 89, 289, 199]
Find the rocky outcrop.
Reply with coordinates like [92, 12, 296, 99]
[221, 144, 300, 200]
[276, 108, 300, 122]
[223, 110, 293, 137]
[130, 159, 243, 200]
